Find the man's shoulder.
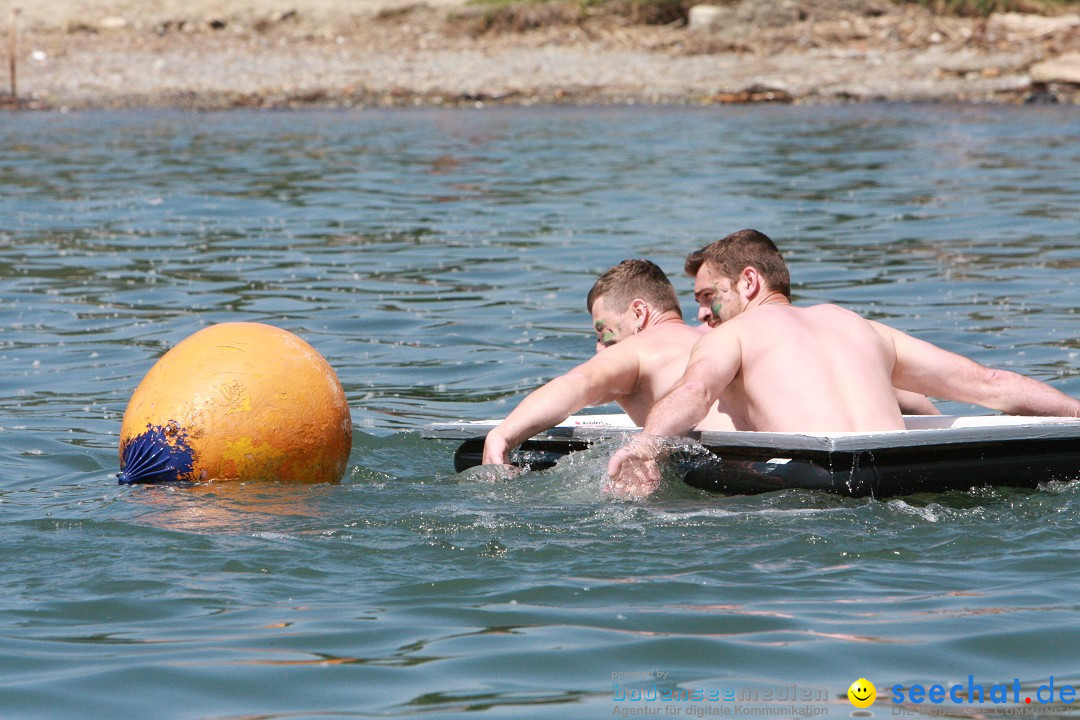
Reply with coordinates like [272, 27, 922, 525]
[730, 302, 854, 334]
[626, 323, 700, 363]
[790, 302, 863, 321]
[637, 322, 698, 346]
[796, 303, 887, 338]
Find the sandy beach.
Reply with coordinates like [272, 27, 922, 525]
[5, 0, 1080, 109]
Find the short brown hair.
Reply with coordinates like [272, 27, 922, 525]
[684, 229, 791, 299]
[586, 259, 682, 317]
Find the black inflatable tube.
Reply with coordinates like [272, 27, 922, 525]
[434, 417, 1080, 499]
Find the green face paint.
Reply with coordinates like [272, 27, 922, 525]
[707, 281, 725, 320]
[594, 320, 617, 348]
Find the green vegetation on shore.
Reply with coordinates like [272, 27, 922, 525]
[466, 0, 1080, 24]
[903, 0, 1078, 17]
[464, 0, 690, 27]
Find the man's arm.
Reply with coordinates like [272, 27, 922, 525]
[894, 388, 940, 416]
[482, 343, 641, 465]
[606, 328, 743, 496]
[874, 322, 1080, 417]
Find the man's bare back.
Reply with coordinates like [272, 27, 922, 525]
[710, 303, 905, 432]
[603, 319, 738, 430]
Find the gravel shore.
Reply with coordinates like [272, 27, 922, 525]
[5, 0, 1080, 109]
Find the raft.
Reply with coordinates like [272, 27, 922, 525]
[421, 414, 1080, 498]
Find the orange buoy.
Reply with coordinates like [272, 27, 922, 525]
[118, 322, 352, 485]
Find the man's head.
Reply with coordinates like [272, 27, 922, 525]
[587, 259, 681, 351]
[685, 229, 790, 327]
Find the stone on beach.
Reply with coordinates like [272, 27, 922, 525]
[1029, 53, 1080, 86]
[987, 12, 1080, 40]
[688, 5, 725, 32]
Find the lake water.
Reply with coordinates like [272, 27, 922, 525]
[2, 106, 1079, 719]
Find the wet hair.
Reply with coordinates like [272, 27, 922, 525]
[684, 229, 791, 299]
[586, 259, 682, 317]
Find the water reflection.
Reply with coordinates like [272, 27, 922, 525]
[126, 482, 332, 535]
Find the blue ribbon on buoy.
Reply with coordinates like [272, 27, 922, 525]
[117, 422, 196, 485]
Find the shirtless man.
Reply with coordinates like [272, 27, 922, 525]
[607, 229, 1080, 496]
[482, 259, 738, 465]
[688, 241, 939, 417]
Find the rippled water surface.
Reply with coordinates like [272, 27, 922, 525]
[2, 106, 1080, 719]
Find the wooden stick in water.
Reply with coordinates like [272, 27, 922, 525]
[9, 7, 19, 98]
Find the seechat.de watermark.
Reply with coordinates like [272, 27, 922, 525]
[609, 672, 1079, 718]
[889, 676, 1078, 714]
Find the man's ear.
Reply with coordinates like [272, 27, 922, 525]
[741, 267, 762, 299]
[630, 298, 649, 324]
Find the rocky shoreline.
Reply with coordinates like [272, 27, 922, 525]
[4, 0, 1080, 110]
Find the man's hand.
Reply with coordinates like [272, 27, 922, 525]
[605, 435, 663, 498]
[482, 432, 511, 466]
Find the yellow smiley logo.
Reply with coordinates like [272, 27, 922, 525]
[848, 678, 876, 708]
